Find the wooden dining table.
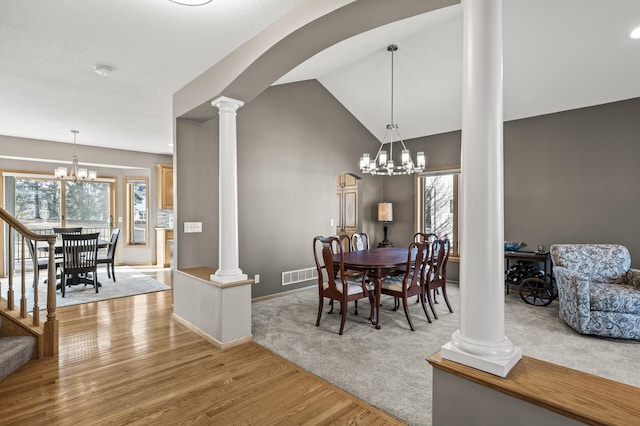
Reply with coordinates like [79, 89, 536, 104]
[334, 247, 415, 329]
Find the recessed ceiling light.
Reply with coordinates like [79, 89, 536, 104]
[169, 0, 212, 5]
[630, 26, 640, 39]
[94, 65, 112, 76]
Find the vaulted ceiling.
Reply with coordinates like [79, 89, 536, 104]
[2, 0, 640, 155]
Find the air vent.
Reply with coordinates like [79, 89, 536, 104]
[282, 267, 317, 286]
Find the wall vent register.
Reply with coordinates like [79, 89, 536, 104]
[282, 267, 317, 286]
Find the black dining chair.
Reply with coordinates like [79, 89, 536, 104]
[26, 238, 60, 286]
[60, 232, 100, 297]
[53, 226, 82, 236]
[97, 228, 120, 281]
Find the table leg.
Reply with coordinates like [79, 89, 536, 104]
[373, 275, 382, 329]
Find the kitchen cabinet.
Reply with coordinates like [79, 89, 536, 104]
[156, 228, 174, 267]
[156, 164, 173, 209]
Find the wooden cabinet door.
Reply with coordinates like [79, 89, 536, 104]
[336, 173, 358, 237]
[156, 164, 173, 209]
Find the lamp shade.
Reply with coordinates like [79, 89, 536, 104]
[378, 202, 393, 222]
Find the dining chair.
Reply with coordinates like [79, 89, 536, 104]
[413, 232, 437, 243]
[60, 232, 100, 297]
[380, 240, 432, 331]
[26, 238, 60, 286]
[53, 227, 83, 235]
[351, 232, 370, 251]
[97, 228, 120, 281]
[425, 238, 453, 319]
[313, 236, 374, 335]
[329, 234, 368, 315]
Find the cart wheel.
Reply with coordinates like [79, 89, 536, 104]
[519, 277, 554, 306]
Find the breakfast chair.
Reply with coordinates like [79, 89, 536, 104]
[60, 232, 100, 297]
[53, 226, 82, 236]
[380, 240, 431, 330]
[26, 238, 60, 286]
[425, 238, 453, 319]
[97, 228, 120, 281]
[313, 236, 373, 335]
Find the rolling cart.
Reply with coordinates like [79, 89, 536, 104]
[505, 251, 556, 306]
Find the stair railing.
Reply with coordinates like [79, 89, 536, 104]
[0, 205, 58, 357]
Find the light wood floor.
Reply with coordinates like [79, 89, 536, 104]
[0, 269, 402, 425]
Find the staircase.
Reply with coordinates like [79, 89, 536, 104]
[0, 316, 35, 381]
[0, 205, 58, 366]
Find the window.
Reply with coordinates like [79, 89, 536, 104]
[125, 177, 148, 246]
[415, 169, 460, 257]
[7, 174, 114, 235]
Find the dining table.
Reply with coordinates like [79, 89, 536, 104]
[334, 247, 415, 329]
[37, 237, 110, 287]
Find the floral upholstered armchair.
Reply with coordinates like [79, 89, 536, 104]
[550, 244, 640, 339]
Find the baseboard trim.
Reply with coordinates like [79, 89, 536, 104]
[171, 313, 252, 350]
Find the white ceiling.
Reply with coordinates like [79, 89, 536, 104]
[2, 1, 640, 155]
[278, 0, 640, 142]
[0, 0, 302, 155]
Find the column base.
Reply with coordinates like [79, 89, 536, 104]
[441, 330, 522, 378]
[211, 270, 248, 284]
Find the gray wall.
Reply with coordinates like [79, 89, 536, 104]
[0, 135, 172, 265]
[176, 81, 640, 297]
[399, 97, 640, 275]
[504, 97, 640, 265]
[175, 80, 383, 297]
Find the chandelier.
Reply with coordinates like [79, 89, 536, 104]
[359, 44, 425, 176]
[54, 130, 96, 181]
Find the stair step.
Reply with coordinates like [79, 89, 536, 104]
[0, 315, 36, 381]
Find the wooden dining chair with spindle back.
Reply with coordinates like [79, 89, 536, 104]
[313, 236, 373, 335]
[60, 232, 100, 297]
[97, 228, 120, 281]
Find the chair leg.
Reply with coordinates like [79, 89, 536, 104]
[441, 286, 453, 313]
[106, 264, 111, 279]
[111, 263, 116, 282]
[61, 275, 66, 298]
[426, 287, 439, 319]
[401, 296, 415, 331]
[316, 297, 324, 326]
[393, 297, 400, 311]
[328, 299, 334, 314]
[419, 292, 432, 324]
[338, 301, 348, 335]
[94, 270, 99, 293]
[354, 300, 358, 316]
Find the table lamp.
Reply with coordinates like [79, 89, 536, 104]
[378, 202, 393, 247]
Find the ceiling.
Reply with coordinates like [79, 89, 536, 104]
[2, 1, 640, 156]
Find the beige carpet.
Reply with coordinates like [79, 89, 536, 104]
[252, 284, 640, 426]
[2, 266, 170, 312]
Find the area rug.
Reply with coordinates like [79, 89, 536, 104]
[252, 285, 640, 426]
[1, 266, 170, 311]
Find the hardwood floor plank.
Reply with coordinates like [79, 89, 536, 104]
[0, 286, 402, 425]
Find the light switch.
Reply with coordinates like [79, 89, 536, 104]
[184, 222, 203, 233]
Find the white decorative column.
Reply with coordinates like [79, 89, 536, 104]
[211, 96, 248, 284]
[441, 0, 522, 377]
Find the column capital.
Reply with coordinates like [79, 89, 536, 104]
[211, 96, 244, 111]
